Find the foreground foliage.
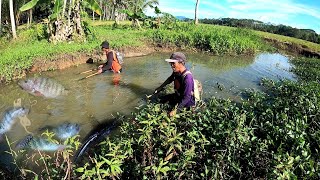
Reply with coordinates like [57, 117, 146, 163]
[74, 78, 319, 179]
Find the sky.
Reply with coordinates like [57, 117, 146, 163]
[146, 0, 320, 34]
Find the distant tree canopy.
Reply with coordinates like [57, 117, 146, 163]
[199, 18, 320, 44]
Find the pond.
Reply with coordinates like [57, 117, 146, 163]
[0, 52, 295, 170]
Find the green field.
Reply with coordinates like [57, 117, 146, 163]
[256, 30, 320, 52]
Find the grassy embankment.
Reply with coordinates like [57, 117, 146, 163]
[0, 21, 270, 82]
[257, 30, 320, 53]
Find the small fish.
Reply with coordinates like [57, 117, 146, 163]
[18, 77, 67, 98]
[16, 134, 66, 151]
[52, 122, 80, 140]
[0, 107, 29, 135]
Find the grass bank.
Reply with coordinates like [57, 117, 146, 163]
[0, 23, 147, 82]
[257, 31, 320, 53]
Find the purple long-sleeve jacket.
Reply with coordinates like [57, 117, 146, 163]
[169, 70, 195, 110]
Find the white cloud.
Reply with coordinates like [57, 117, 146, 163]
[146, 0, 320, 33]
[228, 0, 320, 20]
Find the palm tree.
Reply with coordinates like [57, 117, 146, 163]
[9, 0, 16, 39]
[125, 0, 159, 28]
[20, 0, 102, 42]
[195, 0, 200, 24]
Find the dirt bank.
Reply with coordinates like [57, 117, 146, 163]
[29, 45, 174, 73]
[2, 38, 318, 84]
[0, 43, 184, 84]
[264, 37, 320, 59]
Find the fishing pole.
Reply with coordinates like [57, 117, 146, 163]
[79, 68, 97, 74]
[79, 72, 101, 81]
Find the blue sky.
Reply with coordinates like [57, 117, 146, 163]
[146, 0, 320, 34]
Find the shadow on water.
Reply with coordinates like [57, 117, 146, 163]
[115, 81, 155, 97]
[74, 118, 121, 165]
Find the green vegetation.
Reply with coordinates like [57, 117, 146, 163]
[291, 57, 320, 82]
[151, 23, 268, 55]
[0, 23, 147, 81]
[257, 31, 320, 52]
[200, 18, 320, 44]
[71, 57, 320, 179]
[5, 131, 81, 179]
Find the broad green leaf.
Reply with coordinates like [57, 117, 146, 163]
[50, 0, 63, 20]
[84, 0, 102, 15]
[76, 167, 84, 172]
[159, 166, 171, 174]
[154, 6, 161, 14]
[19, 0, 40, 12]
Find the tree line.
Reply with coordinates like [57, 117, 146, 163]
[0, 0, 159, 42]
[199, 18, 320, 44]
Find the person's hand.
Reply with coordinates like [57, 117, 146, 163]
[97, 69, 103, 74]
[98, 65, 103, 69]
[155, 87, 163, 94]
[169, 109, 176, 117]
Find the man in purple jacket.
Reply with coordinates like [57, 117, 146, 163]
[155, 52, 195, 117]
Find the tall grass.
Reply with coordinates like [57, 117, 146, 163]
[150, 23, 268, 55]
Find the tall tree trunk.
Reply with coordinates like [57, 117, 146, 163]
[103, 5, 107, 20]
[112, 0, 118, 25]
[62, 0, 67, 16]
[195, 0, 200, 25]
[0, 0, 2, 36]
[9, 0, 17, 39]
[73, 1, 84, 39]
[68, 0, 72, 27]
[27, 9, 32, 27]
[99, 0, 102, 20]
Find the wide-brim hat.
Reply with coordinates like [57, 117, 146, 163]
[165, 52, 186, 63]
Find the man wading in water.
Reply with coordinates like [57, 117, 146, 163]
[97, 41, 122, 74]
[155, 52, 195, 117]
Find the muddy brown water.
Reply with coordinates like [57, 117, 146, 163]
[0, 52, 295, 171]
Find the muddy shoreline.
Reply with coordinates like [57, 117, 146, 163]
[264, 38, 320, 59]
[29, 45, 175, 73]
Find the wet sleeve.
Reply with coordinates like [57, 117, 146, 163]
[102, 52, 114, 71]
[177, 74, 194, 110]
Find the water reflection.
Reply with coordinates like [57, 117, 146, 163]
[0, 52, 295, 170]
